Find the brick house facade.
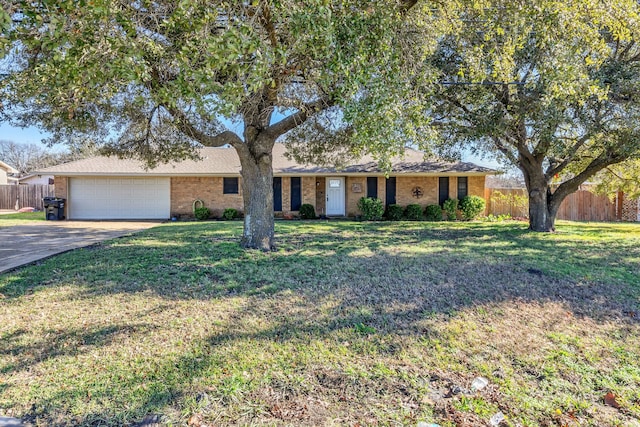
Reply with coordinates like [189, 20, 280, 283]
[44, 144, 495, 220]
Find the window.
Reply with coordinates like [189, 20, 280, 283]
[457, 177, 468, 200]
[223, 177, 239, 194]
[273, 177, 282, 211]
[439, 176, 449, 206]
[367, 177, 378, 199]
[329, 179, 341, 188]
[385, 177, 396, 205]
[290, 177, 302, 211]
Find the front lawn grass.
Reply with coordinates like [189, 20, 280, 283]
[1, 220, 639, 426]
[0, 211, 45, 227]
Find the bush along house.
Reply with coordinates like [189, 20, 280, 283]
[38, 144, 496, 220]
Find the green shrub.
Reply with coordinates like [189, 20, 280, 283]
[405, 204, 424, 221]
[194, 207, 211, 221]
[443, 198, 458, 221]
[223, 208, 238, 220]
[384, 204, 404, 221]
[357, 197, 384, 221]
[425, 204, 443, 221]
[299, 204, 316, 219]
[459, 195, 486, 220]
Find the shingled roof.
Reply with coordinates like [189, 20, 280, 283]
[39, 144, 496, 176]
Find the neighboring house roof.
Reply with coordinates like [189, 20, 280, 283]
[18, 174, 55, 184]
[0, 160, 18, 174]
[38, 144, 497, 177]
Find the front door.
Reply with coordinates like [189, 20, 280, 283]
[326, 177, 345, 216]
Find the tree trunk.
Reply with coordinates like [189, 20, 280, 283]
[524, 167, 568, 232]
[521, 161, 558, 232]
[527, 185, 557, 232]
[236, 139, 275, 251]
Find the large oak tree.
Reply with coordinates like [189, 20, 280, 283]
[424, 0, 640, 231]
[1, 0, 433, 249]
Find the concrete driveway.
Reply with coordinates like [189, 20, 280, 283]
[0, 221, 161, 274]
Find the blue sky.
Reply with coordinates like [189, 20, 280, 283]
[0, 122, 66, 151]
[0, 122, 500, 168]
[0, 122, 49, 145]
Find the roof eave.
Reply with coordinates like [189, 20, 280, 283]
[0, 160, 18, 173]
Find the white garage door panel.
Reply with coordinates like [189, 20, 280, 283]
[70, 177, 170, 219]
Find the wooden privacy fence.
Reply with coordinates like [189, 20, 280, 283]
[484, 188, 618, 222]
[0, 185, 55, 210]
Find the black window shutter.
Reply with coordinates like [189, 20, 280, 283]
[223, 177, 239, 194]
[367, 177, 378, 199]
[385, 177, 396, 205]
[457, 177, 468, 200]
[439, 177, 449, 206]
[290, 177, 302, 211]
[273, 177, 282, 211]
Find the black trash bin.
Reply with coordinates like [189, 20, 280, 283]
[43, 197, 66, 220]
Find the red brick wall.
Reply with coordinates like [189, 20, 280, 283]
[171, 177, 243, 218]
[449, 178, 457, 200]
[376, 177, 386, 206]
[346, 176, 367, 216]
[54, 176, 68, 200]
[276, 176, 317, 214]
[468, 176, 485, 198]
[302, 176, 316, 208]
[54, 176, 68, 218]
[396, 176, 439, 207]
[315, 177, 326, 215]
[58, 174, 487, 219]
[281, 177, 291, 213]
[348, 175, 487, 215]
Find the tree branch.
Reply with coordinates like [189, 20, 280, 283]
[265, 97, 332, 139]
[492, 136, 518, 164]
[259, 3, 278, 49]
[164, 105, 243, 148]
[545, 133, 591, 179]
[604, 165, 630, 182]
[441, 93, 475, 116]
[552, 152, 624, 203]
[400, 0, 420, 12]
[619, 40, 635, 61]
[514, 136, 539, 171]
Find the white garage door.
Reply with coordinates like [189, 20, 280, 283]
[69, 177, 170, 220]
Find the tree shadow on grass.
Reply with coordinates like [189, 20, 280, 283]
[1, 221, 639, 425]
[0, 323, 159, 376]
[2, 221, 638, 317]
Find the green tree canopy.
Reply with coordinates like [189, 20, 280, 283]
[423, 0, 640, 230]
[593, 159, 640, 199]
[1, 0, 437, 249]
